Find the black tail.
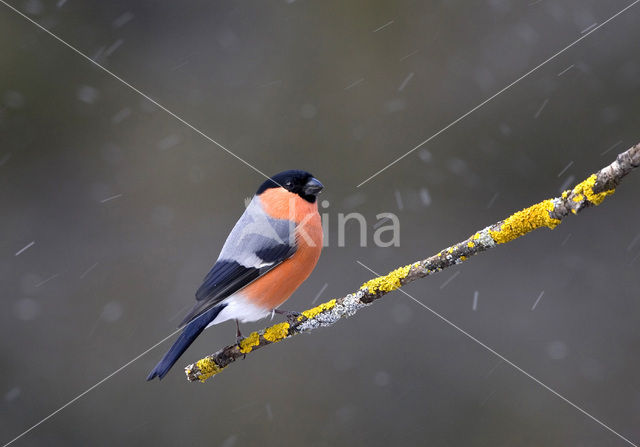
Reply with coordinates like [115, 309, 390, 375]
[146, 304, 226, 381]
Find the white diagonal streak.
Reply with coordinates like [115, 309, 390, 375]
[0, 0, 275, 183]
[0, 3, 273, 443]
[356, 261, 637, 447]
[356, 0, 640, 187]
[2, 328, 182, 447]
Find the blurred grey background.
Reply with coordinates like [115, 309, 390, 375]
[1, 0, 640, 445]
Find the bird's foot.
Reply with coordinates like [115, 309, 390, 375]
[235, 319, 245, 350]
[235, 337, 246, 360]
[273, 308, 302, 324]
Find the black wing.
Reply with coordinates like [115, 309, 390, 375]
[179, 242, 296, 327]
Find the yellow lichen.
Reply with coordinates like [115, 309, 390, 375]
[561, 190, 570, 199]
[263, 322, 290, 342]
[238, 331, 260, 354]
[571, 174, 615, 205]
[360, 264, 412, 294]
[488, 199, 561, 244]
[473, 233, 480, 240]
[299, 299, 337, 321]
[447, 247, 454, 254]
[467, 241, 475, 248]
[189, 357, 225, 382]
[460, 256, 467, 261]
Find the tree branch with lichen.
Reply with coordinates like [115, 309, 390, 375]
[184, 143, 640, 383]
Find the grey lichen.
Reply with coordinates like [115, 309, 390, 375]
[297, 291, 369, 332]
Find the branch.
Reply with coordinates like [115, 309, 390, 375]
[185, 143, 640, 382]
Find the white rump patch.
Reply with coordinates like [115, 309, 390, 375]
[208, 294, 271, 327]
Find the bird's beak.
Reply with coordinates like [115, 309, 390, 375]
[303, 177, 324, 196]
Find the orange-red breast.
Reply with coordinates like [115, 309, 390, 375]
[147, 170, 323, 380]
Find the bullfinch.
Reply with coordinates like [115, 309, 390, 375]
[147, 170, 324, 380]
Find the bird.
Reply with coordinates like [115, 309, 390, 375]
[147, 170, 324, 380]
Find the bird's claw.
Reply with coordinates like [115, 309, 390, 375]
[274, 309, 301, 324]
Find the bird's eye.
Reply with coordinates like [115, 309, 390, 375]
[285, 181, 293, 188]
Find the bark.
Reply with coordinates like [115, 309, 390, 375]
[185, 143, 640, 382]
